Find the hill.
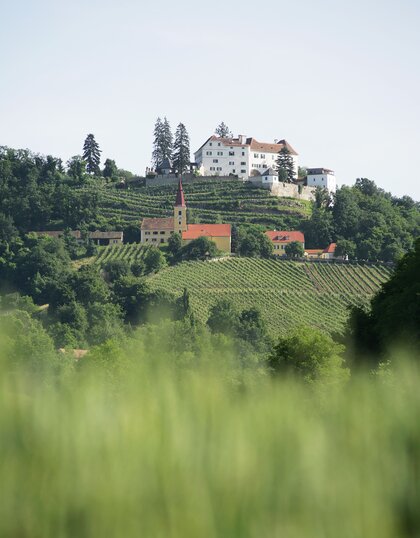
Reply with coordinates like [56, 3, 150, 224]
[80, 179, 311, 229]
[149, 258, 392, 335]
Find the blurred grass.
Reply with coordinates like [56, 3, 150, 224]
[0, 334, 419, 537]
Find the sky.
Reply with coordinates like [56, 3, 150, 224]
[1, 0, 419, 199]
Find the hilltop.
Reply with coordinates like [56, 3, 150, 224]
[80, 179, 311, 230]
[149, 257, 392, 335]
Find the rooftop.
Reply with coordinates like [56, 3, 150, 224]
[195, 135, 298, 155]
[265, 231, 305, 243]
[182, 224, 231, 240]
[141, 217, 174, 231]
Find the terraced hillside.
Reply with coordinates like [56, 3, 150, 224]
[149, 258, 392, 336]
[81, 180, 311, 229]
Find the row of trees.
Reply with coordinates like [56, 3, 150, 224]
[152, 118, 191, 174]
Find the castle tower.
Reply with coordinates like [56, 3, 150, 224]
[174, 178, 187, 234]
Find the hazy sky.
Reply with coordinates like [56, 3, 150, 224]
[1, 0, 419, 198]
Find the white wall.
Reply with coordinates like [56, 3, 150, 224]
[307, 172, 336, 193]
[194, 140, 250, 178]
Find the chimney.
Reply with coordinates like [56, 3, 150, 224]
[274, 139, 278, 144]
[238, 134, 245, 145]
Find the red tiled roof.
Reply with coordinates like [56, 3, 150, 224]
[182, 224, 231, 240]
[323, 243, 337, 254]
[265, 231, 305, 243]
[305, 249, 323, 255]
[141, 217, 174, 231]
[175, 178, 186, 206]
[89, 231, 123, 240]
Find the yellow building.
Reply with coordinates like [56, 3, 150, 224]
[140, 179, 231, 252]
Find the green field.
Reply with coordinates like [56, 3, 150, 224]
[149, 257, 392, 334]
[81, 180, 311, 229]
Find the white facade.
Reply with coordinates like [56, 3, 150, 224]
[306, 168, 337, 193]
[194, 135, 298, 180]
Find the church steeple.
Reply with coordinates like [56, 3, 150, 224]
[174, 177, 187, 234]
[175, 178, 186, 207]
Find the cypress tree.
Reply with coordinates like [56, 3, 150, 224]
[173, 123, 190, 174]
[276, 147, 296, 183]
[82, 134, 101, 175]
[161, 117, 173, 161]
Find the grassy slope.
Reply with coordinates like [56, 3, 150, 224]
[81, 180, 311, 229]
[149, 257, 392, 335]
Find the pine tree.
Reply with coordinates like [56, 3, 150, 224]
[161, 117, 173, 161]
[152, 117, 164, 167]
[152, 117, 173, 168]
[215, 122, 232, 138]
[82, 134, 101, 175]
[172, 123, 190, 174]
[276, 147, 296, 183]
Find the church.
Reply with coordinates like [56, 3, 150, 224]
[140, 179, 231, 253]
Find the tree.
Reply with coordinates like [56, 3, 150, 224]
[335, 239, 356, 259]
[82, 134, 101, 175]
[285, 241, 304, 258]
[172, 123, 190, 174]
[237, 308, 269, 351]
[180, 236, 219, 261]
[207, 299, 239, 336]
[215, 122, 233, 138]
[66, 156, 87, 184]
[103, 158, 118, 181]
[152, 117, 173, 168]
[350, 239, 420, 360]
[237, 228, 273, 258]
[103, 259, 131, 282]
[143, 246, 167, 274]
[268, 327, 349, 385]
[276, 147, 296, 183]
[167, 232, 183, 262]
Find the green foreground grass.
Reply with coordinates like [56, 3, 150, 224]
[149, 257, 392, 335]
[0, 332, 419, 538]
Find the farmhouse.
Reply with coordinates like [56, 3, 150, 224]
[140, 179, 231, 252]
[265, 230, 305, 256]
[305, 243, 338, 260]
[194, 135, 299, 180]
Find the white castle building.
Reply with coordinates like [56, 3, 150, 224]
[194, 135, 299, 180]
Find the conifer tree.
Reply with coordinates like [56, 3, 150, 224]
[152, 117, 173, 168]
[172, 123, 190, 174]
[82, 134, 101, 175]
[276, 147, 296, 183]
[215, 122, 232, 138]
[152, 117, 164, 167]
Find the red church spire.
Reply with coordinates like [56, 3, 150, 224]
[175, 177, 186, 207]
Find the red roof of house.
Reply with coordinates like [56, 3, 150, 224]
[305, 249, 323, 255]
[323, 243, 336, 253]
[182, 224, 231, 240]
[175, 178, 186, 207]
[265, 231, 305, 243]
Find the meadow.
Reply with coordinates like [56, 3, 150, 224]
[0, 328, 418, 538]
[149, 257, 392, 335]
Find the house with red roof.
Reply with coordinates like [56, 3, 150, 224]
[140, 179, 231, 253]
[265, 230, 305, 256]
[305, 243, 338, 259]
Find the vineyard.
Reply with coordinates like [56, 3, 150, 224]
[93, 243, 151, 267]
[149, 258, 392, 335]
[80, 180, 311, 229]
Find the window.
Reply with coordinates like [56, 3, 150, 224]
[178, 210, 182, 215]
[241, 169, 246, 173]
[229, 151, 234, 156]
[229, 161, 234, 165]
[218, 142, 221, 146]
[241, 161, 246, 165]
[160, 239, 164, 243]
[145, 238, 149, 242]
[217, 151, 223, 155]
[216, 167, 222, 171]
[261, 154, 265, 159]
[206, 151, 212, 155]
[153, 231, 158, 235]
[145, 231, 150, 235]
[232, 169, 236, 173]
[210, 167, 215, 171]
[209, 142, 213, 146]
[254, 153, 259, 158]
[213, 159, 218, 163]
[160, 231, 166, 234]
[242, 151, 245, 156]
